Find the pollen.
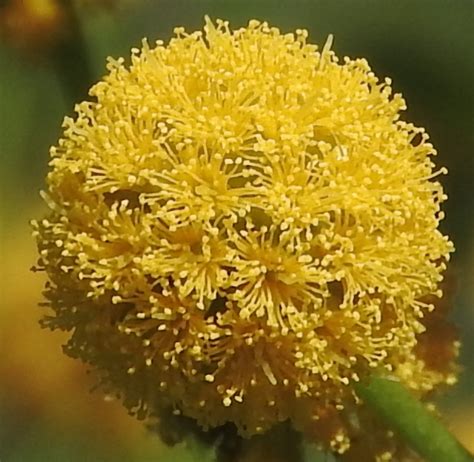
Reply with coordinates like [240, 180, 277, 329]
[32, 17, 456, 458]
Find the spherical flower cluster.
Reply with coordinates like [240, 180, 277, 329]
[32, 18, 457, 458]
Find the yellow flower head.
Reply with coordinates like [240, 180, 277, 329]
[32, 18, 456, 455]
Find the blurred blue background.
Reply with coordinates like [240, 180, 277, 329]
[1, 1, 473, 460]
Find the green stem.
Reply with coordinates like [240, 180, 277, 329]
[235, 422, 303, 462]
[53, 1, 95, 105]
[355, 376, 472, 462]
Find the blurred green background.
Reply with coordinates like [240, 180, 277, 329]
[1, 1, 473, 460]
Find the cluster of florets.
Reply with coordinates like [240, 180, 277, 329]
[32, 18, 457, 459]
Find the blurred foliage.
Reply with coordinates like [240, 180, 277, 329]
[0, 1, 472, 461]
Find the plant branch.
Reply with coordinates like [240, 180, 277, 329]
[53, 1, 95, 106]
[355, 376, 472, 462]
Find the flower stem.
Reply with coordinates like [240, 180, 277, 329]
[53, 1, 95, 105]
[355, 376, 472, 462]
[234, 422, 303, 462]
